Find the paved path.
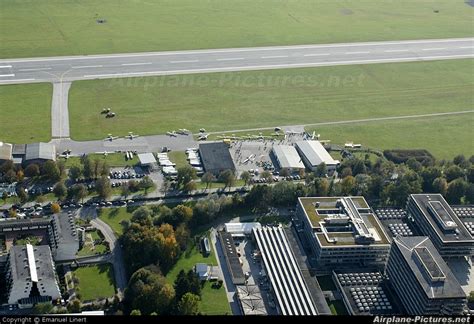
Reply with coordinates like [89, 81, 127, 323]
[0, 38, 472, 85]
[90, 218, 127, 300]
[51, 81, 71, 138]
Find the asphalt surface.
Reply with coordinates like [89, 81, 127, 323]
[0, 38, 472, 85]
[51, 81, 71, 138]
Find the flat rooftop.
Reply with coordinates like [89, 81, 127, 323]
[295, 140, 339, 166]
[9, 244, 56, 283]
[298, 197, 390, 246]
[272, 145, 305, 170]
[393, 236, 466, 299]
[410, 194, 473, 243]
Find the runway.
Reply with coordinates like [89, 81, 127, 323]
[0, 38, 472, 85]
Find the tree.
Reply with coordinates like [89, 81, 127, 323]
[71, 184, 88, 203]
[139, 176, 155, 194]
[25, 164, 40, 178]
[57, 160, 66, 178]
[174, 269, 201, 300]
[100, 162, 110, 177]
[465, 184, 474, 204]
[420, 167, 442, 192]
[131, 207, 152, 226]
[121, 183, 130, 199]
[352, 159, 367, 176]
[218, 169, 236, 190]
[2, 191, 8, 204]
[446, 178, 468, 204]
[175, 223, 190, 251]
[245, 185, 273, 214]
[260, 170, 273, 183]
[341, 176, 356, 195]
[93, 159, 101, 179]
[340, 167, 352, 178]
[315, 163, 327, 177]
[240, 171, 251, 187]
[69, 166, 83, 182]
[67, 299, 82, 313]
[432, 177, 448, 196]
[468, 291, 474, 303]
[53, 182, 68, 201]
[310, 178, 329, 197]
[280, 168, 290, 178]
[271, 181, 297, 206]
[125, 267, 175, 315]
[51, 203, 61, 214]
[42, 161, 60, 181]
[406, 158, 422, 172]
[17, 187, 28, 204]
[467, 166, 474, 183]
[4, 169, 18, 183]
[453, 154, 467, 166]
[183, 180, 197, 193]
[445, 165, 464, 182]
[33, 302, 53, 314]
[82, 156, 94, 179]
[177, 293, 200, 315]
[96, 176, 112, 200]
[172, 205, 193, 225]
[130, 309, 142, 316]
[201, 172, 215, 189]
[177, 165, 197, 187]
[35, 195, 46, 204]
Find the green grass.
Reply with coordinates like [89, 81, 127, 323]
[327, 300, 348, 315]
[77, 230, 108, 257]
[168, 151, 189, 169]
[73, 265, 116, 301]
[0, 0, 472, 58]
[166, 235, 231, 315]
[63, 153, 138, 169]
[308, 113, 474, 159]
[0, 83, 52, 143]
[98, 207, 132, 236]
[69, 59, 474, 141]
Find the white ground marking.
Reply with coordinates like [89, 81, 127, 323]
[459, 46, 474, 49]
[71, 65, 103, 69]
[384, 49, 409, 53]
[0, 78, 35, 83]
[303, 53, 330, 57]
[344, 51, 370, 54]
[216, 58, 245, 61]
[19, 67, 52, 72]
[170, 60, 199, 63]
[0, 65, 12, 68]
[0, 74, 15, 77]
[261, 55, 289, 59]
[121, 62, 152, 66]
[422, 47, 446, 51]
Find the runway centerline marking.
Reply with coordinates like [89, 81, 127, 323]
[422, 47, 446, 51]
[303, 53, 330, 57]
[459, 46, 474, 49]
[170, 60, 199, 63]
[0, 74, 15, 77]
[345, 51, 370, 54]
[261, 55, 289, 59]
[121, 62, 152, 66]
[384, 49, 409, 53]
[72, 65, 103, 69]
[0, 65, 12, 68]
[19, 67, 52, 72]
[216, 58, 245, 61]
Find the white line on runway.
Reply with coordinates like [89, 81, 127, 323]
[216, 58, 245, 61]
[459, 46, 474, 49]
[82, 54, 474, 79]
[261, 55, 288, 59]
[345, 51, 370, 54]
[384, 49, 409, 53]
[72, 65, 103, 69]
[121, 62, 152, 66]
[170, 60, 199, 63]
[19, 67, 52, 72]
[303, 53, 330, 57]
[0, 78, 35, 83]
[0, 65, 12, 68]
[422, 47, 446, 51]
[0, 74, 15, 77]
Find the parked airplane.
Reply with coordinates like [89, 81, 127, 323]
[198, 134, 209, 141]
[104, 134, 119, 141]
[167, 131, 177, 137]
[127, 132, 139, 139]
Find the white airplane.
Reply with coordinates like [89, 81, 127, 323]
[96, 151, 109, 156]
[198, 134, 209, 141]
[178, 128, 190, 135]
[127, 132, 139, 139]
[167, 131, 177, 137]
[104, 134, 119, 141]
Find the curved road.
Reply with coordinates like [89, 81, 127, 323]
[0, 38, 472, 85]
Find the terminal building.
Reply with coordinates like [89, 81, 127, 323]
[295, 196, 391, 271]
[406, 194, 474, 258]
[5, 244, 61, 307]
[252, 226, 318, 315]
[295, 140, 339, 172]
[270, 145, 305, 174]
[386, 236, 467, 315]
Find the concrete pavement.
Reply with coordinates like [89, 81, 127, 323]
[51, 82, 71, 138]
[0, 38, 472, 85]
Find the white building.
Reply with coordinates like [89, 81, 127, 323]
[225, 222, 262, 237]
[295, 141, 340, 172]
[271, 145, 305, 173]
[5, 244, 61, 307]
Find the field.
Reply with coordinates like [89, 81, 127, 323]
[167, 151, 189, 169]
[0, 83, 52, 143]
[0, 0, 472, 58]
[63, 153, 138, 168]
[76, 230, 108, 257]
[166, 235, 231, 315]
[69, 59, 474, 144]
[98, 207, 132, 236]
[73, 265, 116, 301]
[308, 113, 474, 159]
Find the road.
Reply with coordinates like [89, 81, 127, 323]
[90, 218, 127, 300]
[0, 38, 472, 85]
